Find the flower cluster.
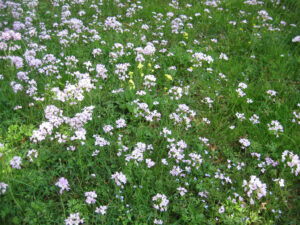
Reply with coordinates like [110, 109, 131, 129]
[191, 52, 214, 67]
[131, 99, 161, 122]
[10, 156, 22, 169]
[243, 176, 267, 204]
[111, 172, 127, 187]
[267, 120, 283, 138]
[0, 182, 8, 195]
[169, 104, 196, 130]
[85, 191, 97, 204]
[282, 150, 300, 176]
[55, 177, 70, 194]
[65, 213, 84, 225]
[152, 193, 169, 212]
[95, 205, 107, 215]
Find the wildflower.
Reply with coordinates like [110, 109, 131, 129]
[129, 79, 135, 89]
[95, 205, 107, 215]
[128, 71, 133, 78]
[239, 138, 251, 149]
[292, 36, 300, 42]
[249, 114, 260, 124]
[152, 193, 169, 211]
[94, 135, 110, 147]
[161, 158, 168, 165]
[236, 112, 246, 121]
[154, 218, 163, 224]
[281, 150, 300, 176]
[10, 156, 22, 169]
[112, 172, 127, 187]
[219, 53, 228, 60]
[243, 176, 267, 200]
[85, 191, 97, 205]
[238, 82, 248, 89]
[266, 90, 277, 102]
[65, 212, 84, 225]
[218, 205, 225, 214]
[177, 187, 187, 196]
[137, 63, 143, 69]
[267, 120, 283, 137]
[116, 118, 126, 128]
[0, 182, 8, 195]
[236, 88, 246, 97]
[183, 32, 188, 39]
[27, 149, 38, 162]
[146, 158, 155, 168]
[103, 125, 114, 134]
[143, 42, 156, 55]
[143, 75, 156, 90]
[273, 178, 285, 187]
[96, 64, 107, 79]
[55, 177, 70, 194]
[165, 74, 173, 81]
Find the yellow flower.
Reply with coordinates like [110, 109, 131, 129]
[148, 63, 151, 68]
[183, 32, 188, 39]
[129, 79, 135, 89]
[128, 71, 133, 79]
[137, 63, 143, 70]
[165, 74, 173, 81]
[140, 73, 144, 77]
[151, 69, 154, 72]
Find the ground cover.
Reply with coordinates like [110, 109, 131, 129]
[0, 0, 299, 224]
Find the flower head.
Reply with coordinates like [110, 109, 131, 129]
[55, 177, 70, 194]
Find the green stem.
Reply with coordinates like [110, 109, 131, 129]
[60, 194, 66, 218]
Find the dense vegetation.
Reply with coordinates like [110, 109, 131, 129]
[0, 0, 299, 224]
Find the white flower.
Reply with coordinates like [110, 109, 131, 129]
[55, 177, 70, 194]
[95, 205, 107, 215]
[243, 176, 267, 200]
[154, 218, 163, 224]
[218, 205, 225, 214]
[10, 156, 22, 169]
[27, 149, 38, 162]
[177, 187, 187, 196]
[152, 193, 169, 212]
[238, 82, 248, 89]
[239, 138, 251, 149]
[249, 114, 260, 124]
[116, 118, 126, 128]
[146, 158, 155, 168]
[236, 112, 246, 121]
[65, 212, 84, 225]
[0, 182, 8, 195]
[103, 124, 114, 134]
[273, 178, 285, 187]
[219, 53, 228, 60]
[143, 42, 156, 55]
[292, 36, 300, 42]
[281, 150, 300, 176]
[85, 191, 97, 205]
[111, 172, 127, 187]
[267, 120, 283, 137]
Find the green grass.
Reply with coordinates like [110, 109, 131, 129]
[0, 0, 299, 224]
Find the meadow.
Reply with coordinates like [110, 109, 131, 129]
[0, 0, 299, 224]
